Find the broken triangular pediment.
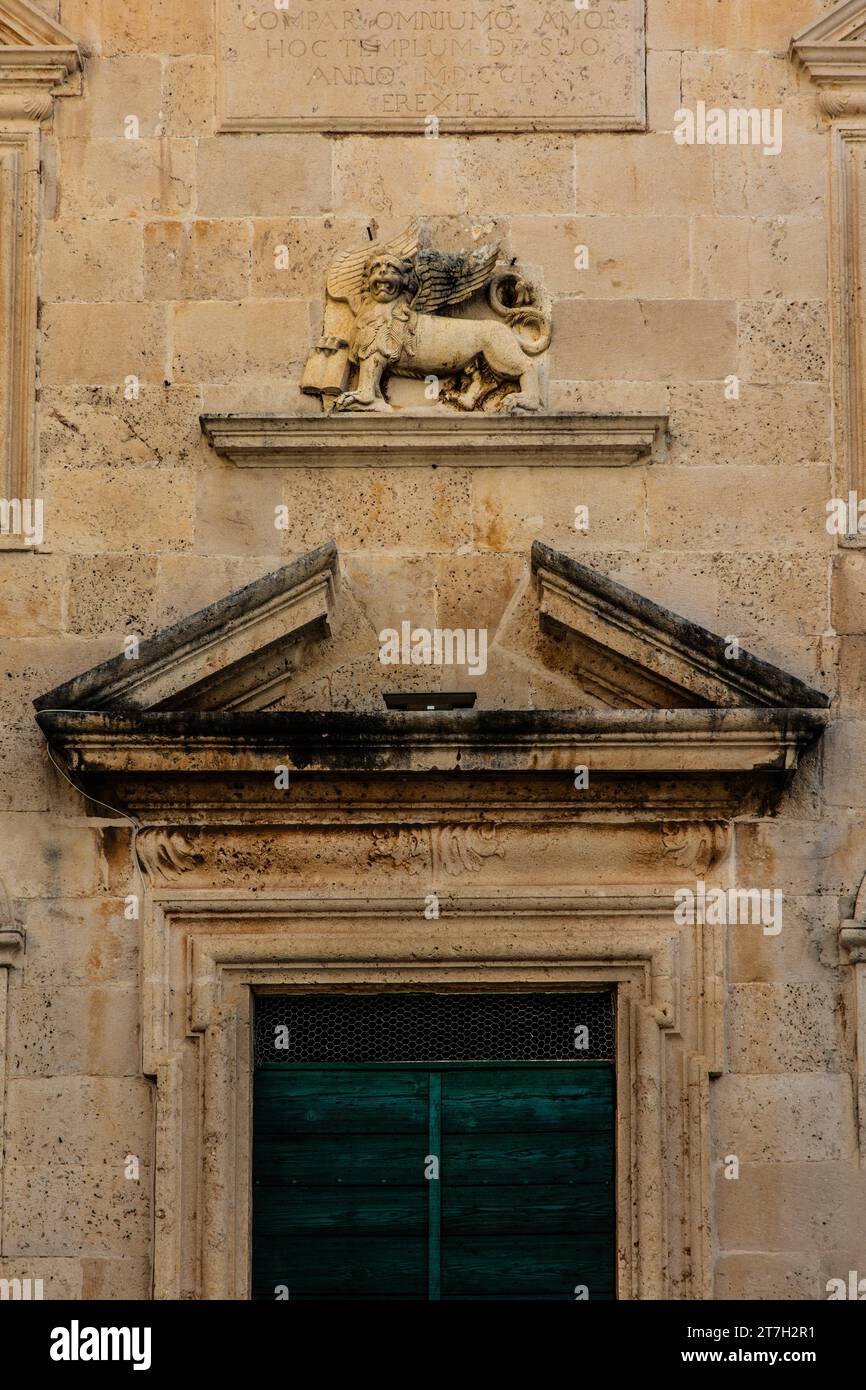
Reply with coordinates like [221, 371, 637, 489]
[33, 539, 829, 809]
[35, 542, 340, 713]
[35, 539, 829, 720]
[791, 0, 866, 83]
[530, 542, 829, 710]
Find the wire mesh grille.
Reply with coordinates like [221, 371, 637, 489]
[254, 992, 615, 1064]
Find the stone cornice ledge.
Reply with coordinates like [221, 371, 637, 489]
[36, 707, 828, 779]
[793, 47, 866, 87]
[790, 1, 866, 96]
[199, 412, 668, 468]
[0, 50, 82, 122]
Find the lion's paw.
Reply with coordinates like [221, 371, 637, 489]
[503, 393, 542, 414]
[334, 392, 393, 414]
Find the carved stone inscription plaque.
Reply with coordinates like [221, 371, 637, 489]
[217, 0, 646, 133]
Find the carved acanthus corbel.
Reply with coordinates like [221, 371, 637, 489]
[660, 821, 731, 876]
[136, 829, 203, 884]
[431, 824, 504, 877]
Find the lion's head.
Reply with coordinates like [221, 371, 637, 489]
[362, 252, 415, 304]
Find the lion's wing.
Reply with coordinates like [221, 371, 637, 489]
[325, 221, 421, 312]
[410, 243, 500, 314]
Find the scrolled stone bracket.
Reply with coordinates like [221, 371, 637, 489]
[0, 88, 52, 122]
[819, 89, 866, 118]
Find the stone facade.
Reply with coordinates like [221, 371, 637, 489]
[1, 0, 865, 1301]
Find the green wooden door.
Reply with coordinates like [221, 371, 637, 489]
[252, 1062, 616, 1301]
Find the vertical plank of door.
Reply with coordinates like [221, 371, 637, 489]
[428, 1071, 441, 1301]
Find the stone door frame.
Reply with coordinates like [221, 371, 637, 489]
[144, 890, 721, 1302]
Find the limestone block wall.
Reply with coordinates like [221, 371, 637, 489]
[0, 0, 864, 1299]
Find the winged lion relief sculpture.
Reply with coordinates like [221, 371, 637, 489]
[301, 221, 551, 414]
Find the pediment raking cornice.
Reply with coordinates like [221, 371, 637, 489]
[0, 0, 78, 47]
[532, 542, 829, 712]
[35, 541, 340, 713]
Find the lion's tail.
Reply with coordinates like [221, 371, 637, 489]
[504, 308, 551, 356]
[487, 269, 551, 355]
